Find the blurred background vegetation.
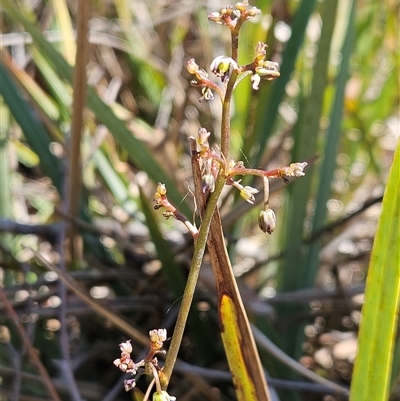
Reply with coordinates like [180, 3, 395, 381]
[0, 0, 399, 400]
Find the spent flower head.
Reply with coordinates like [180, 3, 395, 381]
[196, 128, 211, 156]
[186, 58, 208, 82]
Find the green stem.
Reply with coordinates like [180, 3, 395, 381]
[163, 37, 239, 390]
[161, 175, 226, 387]
[220, 70, 237, 159]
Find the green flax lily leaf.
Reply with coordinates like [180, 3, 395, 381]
[350, 140, 400, 401]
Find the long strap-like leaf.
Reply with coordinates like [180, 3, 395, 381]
[350, 141, 400, 400]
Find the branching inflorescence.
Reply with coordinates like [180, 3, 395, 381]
[113, 1, 307, 399]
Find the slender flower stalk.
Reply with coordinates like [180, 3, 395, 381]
[113, 2, 308, 399]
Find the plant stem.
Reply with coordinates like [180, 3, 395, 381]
[162, 14, 243, 390]
[161, 174, 226, 387]
[220, 70, 237, 160]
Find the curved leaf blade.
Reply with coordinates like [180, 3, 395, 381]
[350, 141, 400, 401]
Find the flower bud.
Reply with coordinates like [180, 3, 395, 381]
[200, 87, 214, 101]
[149, 328, 167, 345]
[251, 74, 261, 90]
[202, 173, 215, 194]
[235, 2, 248, 12]
[208, 12, 223, 24]
[186, 58, 199, 74]
[124, 378, 136, 392]
[245, 6, 261, 19]
[157, 183, 167, 195]
[258, 208, 276, 234]
[119, 340, 132, 354]
[289, 162, 308, 177]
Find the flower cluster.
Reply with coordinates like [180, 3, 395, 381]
[195, 128, 222, 194]
[153, 183, 198, 237]
[208, 0, 261, 29]
[113, 329, 173, 397]
[154, 126, 307, 236]
[187, 49, 279, 101]
[113, 340, 145, 391]
[249, 42, 281, 90]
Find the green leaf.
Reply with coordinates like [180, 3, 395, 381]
[0, 63, 63, 191]
[350, 141, 400, 400]
[306, 0, 356, 287]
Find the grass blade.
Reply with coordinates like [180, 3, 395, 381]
[0, 62, 63, 191]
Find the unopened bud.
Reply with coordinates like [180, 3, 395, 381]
[208, 12, 223, 23]
[258, 208, 276, 234]
[245, 6, 261, 19]
[149, 328, 167, 346]
[119, 340, 132, 354]
[187, 58, 199, 74]
[202, 173, 215, 193]
[157, 183, 167, 195]
[124, 378, 136, 392]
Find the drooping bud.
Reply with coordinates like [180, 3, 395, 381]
[202, 173, 215, 194]
[200, 87, 214, 101]
[251, 74, 261, 90]
[258, 208, 276, 234]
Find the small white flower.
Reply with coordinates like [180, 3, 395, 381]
[210, 56, 239, 81]
[119, 340, 132, 354]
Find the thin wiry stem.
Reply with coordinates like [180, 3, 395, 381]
[161, 175, 226, 386]
[162, 48, 240, 387]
